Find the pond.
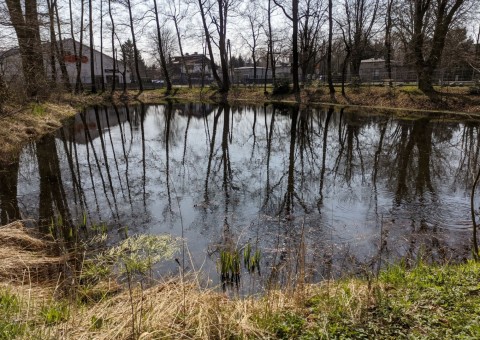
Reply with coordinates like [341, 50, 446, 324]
[0, 102, 478, 290]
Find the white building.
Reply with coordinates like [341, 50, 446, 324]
[59, 39, 131, 85]
[0, 39, 131, 87]
[233, 66, 271, 84]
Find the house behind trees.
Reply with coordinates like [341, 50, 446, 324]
[170, 53, 212, 84]
[0, 39, 131, 89]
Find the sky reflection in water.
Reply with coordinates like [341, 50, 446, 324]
[1, 103, 478, 288]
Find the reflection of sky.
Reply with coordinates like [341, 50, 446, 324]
[9, 104, 480, 283]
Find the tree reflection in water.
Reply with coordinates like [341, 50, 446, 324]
[3, 104, 480, 290]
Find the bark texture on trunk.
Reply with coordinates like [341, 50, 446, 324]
[6, 0, 46, 97]
[412, 0, 465, 94]
[217, 0, 230, 94]
[198, 0, 223, 89]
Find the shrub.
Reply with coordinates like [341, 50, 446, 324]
[469, 80, 480, 95]
[349, 76, 362, 93]
[273, 79, 291, 95]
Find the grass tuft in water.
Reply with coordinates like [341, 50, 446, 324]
[219, 249, 241, 283]
[243, 242, 261, 274]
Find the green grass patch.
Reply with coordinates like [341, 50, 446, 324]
[40, 302, 69, 325]
[31, 103, 46, 116]
[259, 261, 480, 339]
[0, 289, 26, 339]
[399, 86, 425, 95]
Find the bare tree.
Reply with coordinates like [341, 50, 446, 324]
[384, 0, 394, 84]
[397, 0, 469, 93]
[5, 0, 46, 97]
[54, 0, 71, 91]
[154, 0, 172, 91]
[339, 0, 380, 80]
[299, 0, 324, 83]
[89, 0, 96, 93]
[196, 0, 223, 91]
[100, 0, 105, 92]
[74, 0, 85, 93]
[108, 0, 117, 92]
[239, 0, 264, 85]
[47, 0, 57, 85]
[122, 0, 143, 91]
[267, 0, 276, 84]
[166, 0, 191, 88]
[273, 0, 301, 99]
[211, 0, 234, 93]
[327, 0, 335, 97]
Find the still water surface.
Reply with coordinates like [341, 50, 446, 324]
[1, 103, 477, 288]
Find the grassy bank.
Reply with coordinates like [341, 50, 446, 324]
[1, 221, 480, 339]
[0, 93, 106, 163]
[1, 85, 479, 163]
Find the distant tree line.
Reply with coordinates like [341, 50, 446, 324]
[0, 0, 479, 100]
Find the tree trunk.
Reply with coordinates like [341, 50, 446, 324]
[349, 53, 361, 80]
[264, 43, 269, 93]
[217, 0, 230, 94]
[154, 0, 172, 91]
[252, 49, 257, 85]
[268, 0, 276, 84]
[198, 0, 222, 88]
[384, 0, 393, 84]
[75, 0, 84, 93]
[341, 51, 350, 96]
[327, 0, 335, 97]
[108, 0, 116, 93]
[417, 66, 435, 93]
[54, 0, 72, 91]
[100, 0, 105, 92]
[291, 0, 300, 99]
[47, 0, 57, 85]
[411, 0, 465, 94]
[173, 19, 191, 88]
[5, 0, 46, 97]
[126, 0, 143, 92]
[89, 0, 97, 93]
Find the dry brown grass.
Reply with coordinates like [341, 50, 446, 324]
[0, 221, 67, 283]
[0, 218, 400, 339]
[4, 258, 479, 339]
[2, 273, 377, 340]
[134, 85, 480, 114]
[0, 102, 76, 163]
[0, 220, 282, 338]
[303, 85, 480, 114]
[52, 280, 269, 339]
